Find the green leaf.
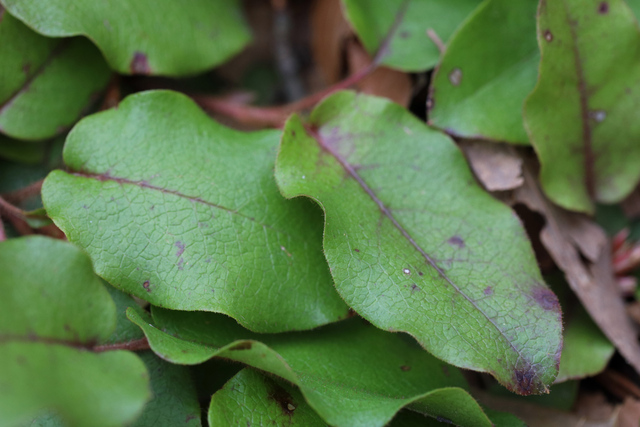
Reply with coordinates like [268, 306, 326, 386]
[275, 91, 562, 394]
[549, 276, 614, 382]
[524, 0, 640, 213]
[0, 134, 46, 164]
[0, 0, 251, 76]
[128, 306, 496, 427]
[428, 0, 539, 144]
[42, 90, 349, 333]
[102, 285, 146, 345]
[341, 0, 481, 71]
[0, 236, 150, 427]
[0, 12, 111, 141]
[133, 352, 201, 427]
[209, 368, 326, 427]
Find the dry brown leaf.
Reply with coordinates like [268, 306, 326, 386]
[502, 157, 640, 377]
[345, 39, 412, 107]
[475, 389, 617, 427]
[617, 398, 640, 427]
[311, 0, 352, 85]
[458, 140, 524, 191]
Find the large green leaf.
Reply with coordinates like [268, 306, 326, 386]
[524, 0, 640, 213]
[0, 236, 150, 427]
[275, 91, 562, 394]
[341, 0, 481, 71]
[428, 0, 539, 144]
[128, 306, 496, 427]
[0, 11, 110, 141]
[0, 0, 251, 76]
[42, 90, 349, 333]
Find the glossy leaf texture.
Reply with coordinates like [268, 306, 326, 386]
[428, 0, 539, 144]
[275, 91, 563, 394]
[524, 0, 640, 213]
[0, 236, 150, 427]
[128, 306, 496, 427]
[0, 11, 110, 141]
[0, 0, 251, 76]
[341, 0, 481, 71]
[42, 90, 349, 333]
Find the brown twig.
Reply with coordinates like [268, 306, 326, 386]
[194, 0, 409, 127]
[93, 337, 150, 352]
[0, 195, 26, 219]
[596, 369, 640, 400]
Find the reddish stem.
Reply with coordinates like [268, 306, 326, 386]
[2, 179, 44, 205]
[193, 63, 376, 128]
[0, 213, 5, 242]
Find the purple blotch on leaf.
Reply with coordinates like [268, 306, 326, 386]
[447, 235, 465, 248]
[130, 51, 151, 74]
[143, 280, 151, 293]
[484, 286, 493, 296]
[598, 1, 609, 13]
[175, 241, 185, 257]
[532, 287, 560, 311]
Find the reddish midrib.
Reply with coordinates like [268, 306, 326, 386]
[564, 1, 596, 198]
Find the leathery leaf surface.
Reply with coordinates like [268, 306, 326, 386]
[128, 306, 496, 427]
[524, 0, 640, 213]
[0, 0, 250, 76]
[42, 90, 348, 333]
[0, 236, 150, 427]
[275, 91, 563, 394]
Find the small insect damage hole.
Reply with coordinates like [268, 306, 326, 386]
[544, 30, 553, 42]
[143, 280, 152, 293]
[448, 68, 462, 86]
[400, 365, 411, 371]
[268, 383, 296, 415]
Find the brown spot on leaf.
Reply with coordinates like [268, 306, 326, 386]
[130, 51, 151, 74]
[354, 248, 360, 252]
[544, 30, 553, 42]
[532, 287, 560, 311]
[448, 235, 465, 248]
[411, 284, 420, 293]
[399, 30, 410, 38]
[268, 384, 296, 415]
[400, 365, 411, 371]
[229, 342, 252, 351]
[143, 280, 151, 292]
[22, 63, 31, 75]
[484, 286, 493, 296]
[346, 308, 357, 318]
[418, 271, 424, 276]
[598, 1, 609, 13]
[185, 414, 197, 423]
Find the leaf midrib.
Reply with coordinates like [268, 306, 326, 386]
[69, 170, 299, 239]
